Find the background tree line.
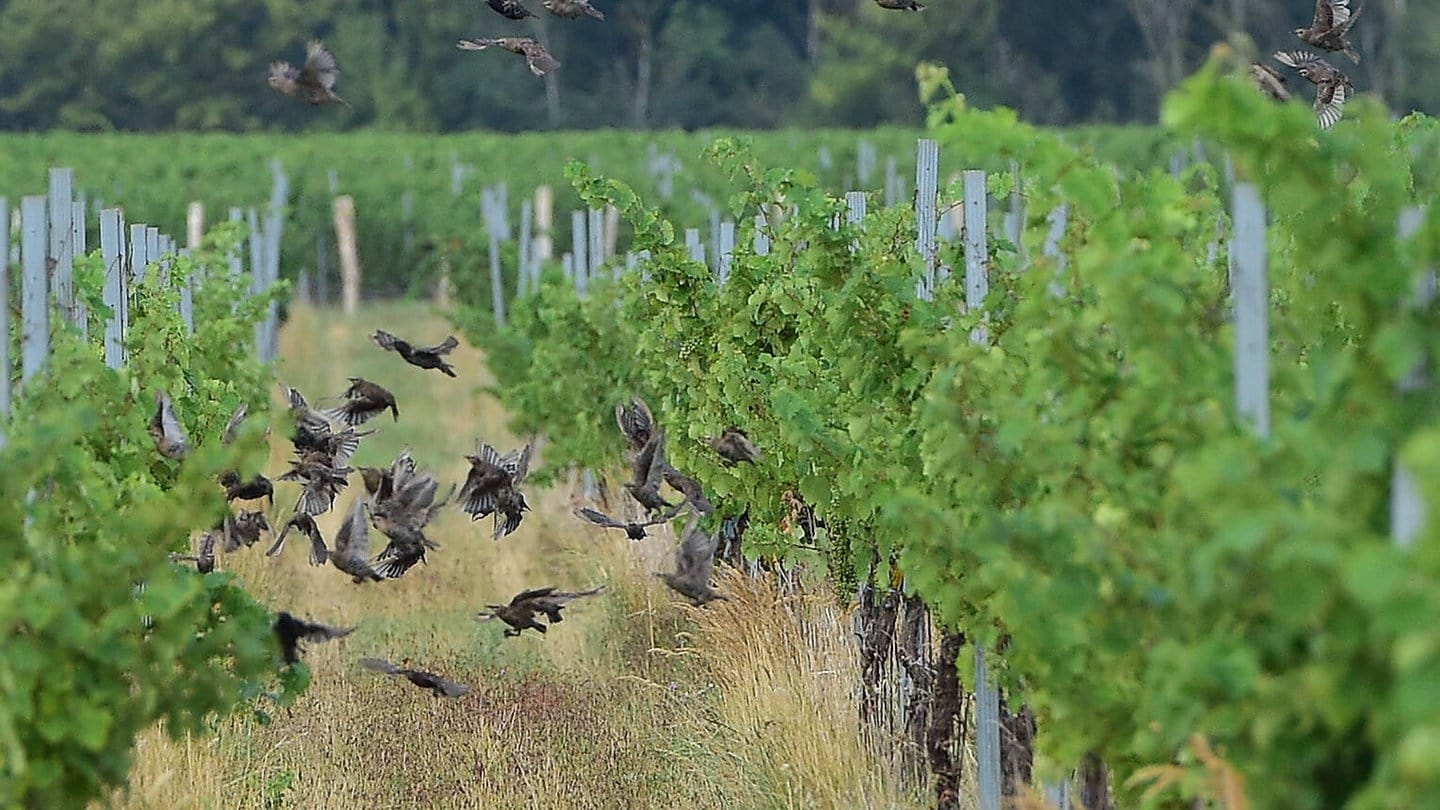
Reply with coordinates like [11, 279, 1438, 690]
[1, 0, 1437, 132]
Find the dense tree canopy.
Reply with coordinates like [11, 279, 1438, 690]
[0, 0, 1436, 132]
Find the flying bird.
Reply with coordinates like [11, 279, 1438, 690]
[266, 512, 330, 566]
[1249, 63, 1291, 102]
[370, 465, 452, 579]
[456, 38, 561, 77]
[274, 612, 355, 665]
[663, 464, 715, 517]
[371, 330, 460, 377]
[279, 455, 353, 517]
[657, 514, 728, 606]
[625, 428, 677, 515]
[542, 0, 604, 20]
[457, 441, 533, 538]
[358, 447, 417, 508]
[476, 585, 607, 637]
[322, 377, 400, 426]
[706, 428, 763, 465]
[268, 40, 351, 109]
[359, 657, 471, 698]
[149, 390, 189, 461]
[220, 403, 251, 446]
[282, 384, 335, 449]
[1273, 50, 1355, 129]
[1295, 0, 1362, 64]
[328, 498, 386, 583]
[615, 396, 655, 453]
[487, 0, 536, 19]
[573, 506, 679, 541]
[221, 470, 275, 508]
[222, 510, 272, 553]
[169, 526, 219, 574]
[873, 0, 924, 9]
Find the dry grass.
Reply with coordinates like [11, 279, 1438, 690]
[108, 301, 921, 810]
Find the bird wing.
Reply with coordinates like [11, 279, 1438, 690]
[389, 449, 417, 488]
[457, 38, 501, 52]
[512, 586, 558, 604]
[1327, 0, 1351, 27]
[420, 335, 459, 356]
[674, 513, 719, 583]
[360, 656, 400, 675]
[321, 396, 389, 427]
[633, 428, 668, 490]
[508, 441, 534, 484]
[1315, 78, 1347, 129]
[575, 507, 626, 529]
[371, 330, 406, 352]
[415, 671, 471, 698]
[458, 464, 501, 519]
[665, 467, 716, 517]
[1273, 50, 1325, 74]
[295, 616, 356, 643]
[268, 61, 300, 92]
[334, 498, 373, 560]
[152, 390, 189, 449]
[372, 538, 427, 579]
[221, 403, 248, 445]
[518, 40, 560, 76]
[197, 528, 218, 562]
[301, 40, 341, 91]
[616, 396, 654, 451]
[491, 497, 528, 539]
[328, 426, 373, 468]
[552, 584, 607, 601]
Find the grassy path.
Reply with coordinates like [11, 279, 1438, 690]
[114, 302, 919, 810]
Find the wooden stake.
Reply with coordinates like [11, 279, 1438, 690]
[333, 195, 361, 316]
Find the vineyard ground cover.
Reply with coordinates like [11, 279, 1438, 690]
[109, 301, 924, 810]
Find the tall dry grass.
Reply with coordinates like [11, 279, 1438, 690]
[107, 302, 922, 810]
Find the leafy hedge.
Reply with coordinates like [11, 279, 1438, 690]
[453, 57, 1440, 808]
[0, 226, 301, 805]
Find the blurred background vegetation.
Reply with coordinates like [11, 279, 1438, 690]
[1, 0, 1436, 133]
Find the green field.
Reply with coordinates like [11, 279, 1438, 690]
[1, 126, 1186, 298]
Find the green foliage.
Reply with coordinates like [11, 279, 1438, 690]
[456, 55, 1440, 808]
[0, 128, 921, 299]
[0, 228, 299, 805]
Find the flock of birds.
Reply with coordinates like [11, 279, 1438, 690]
[1249, 0, 1364, 129]
[265, 0, 933, 106]
[241, 0, 1367, 698]
[153, 328, 761, 699]
[266, 0, 602, 104]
